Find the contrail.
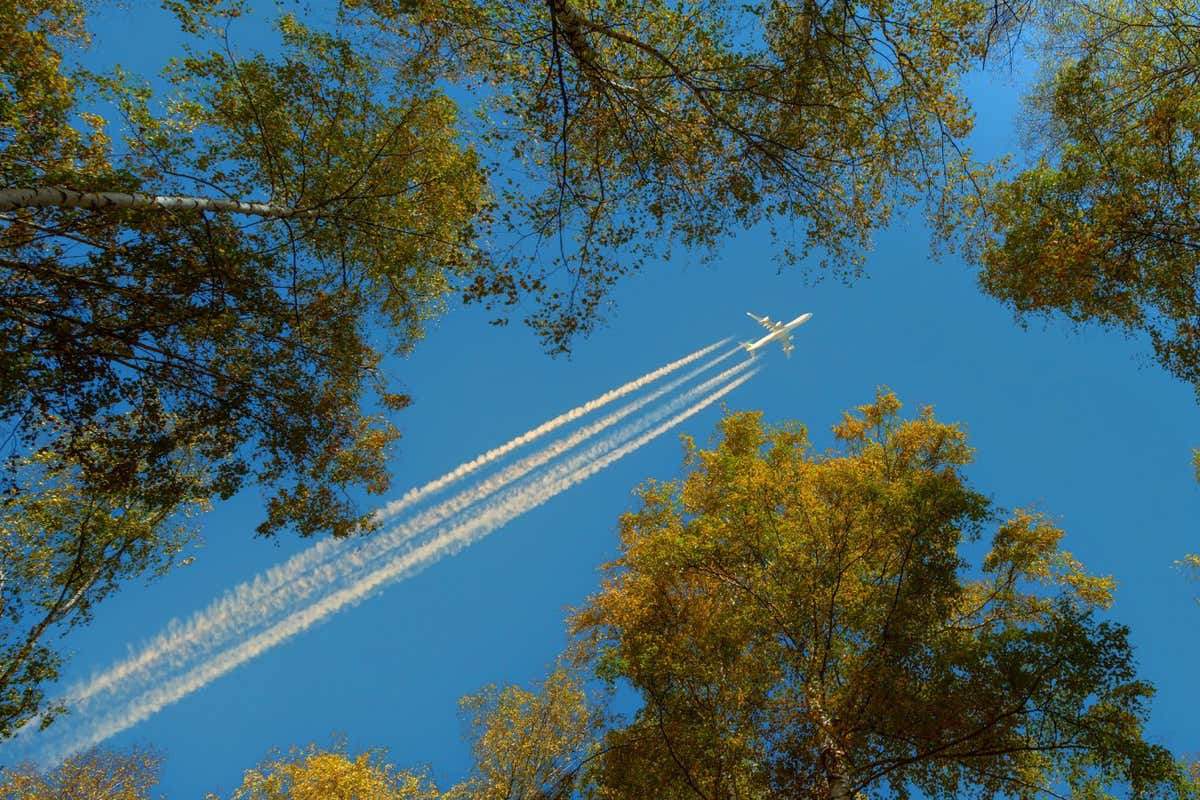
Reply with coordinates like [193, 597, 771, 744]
[36, 367, 758, 765]
[375, 338, 731, 521]
[61, 351, 746, 714]
[62, 360, 753, 720]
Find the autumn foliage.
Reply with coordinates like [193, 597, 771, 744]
[571, 393, 1188, 799]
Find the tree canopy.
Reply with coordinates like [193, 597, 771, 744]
[210, 742, 438, 800]
[972, 0, 1200, 397]
[0, 0, 485, 735]
[0, 744, 161, 800]
[446, 665, 605, 800]
[372, 0, 995, 350]
[570, 394, 1191, 800]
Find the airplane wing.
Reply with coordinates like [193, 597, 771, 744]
[747, 312, 779, 331]
[781, 333, 794, 358]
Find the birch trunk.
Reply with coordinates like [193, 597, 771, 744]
[546, 0, 640, 93]
[809, 693, 854, 800]
[0, 187, 317, 218]
[548, 0, 599, 69]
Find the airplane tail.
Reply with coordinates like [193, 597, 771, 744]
[741, 341, 757, 356]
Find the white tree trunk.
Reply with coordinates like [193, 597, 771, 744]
[547, 0, 635, 92]
[0, 187, 316, 218]
[808, 693, 854, 800]
[548, 0, 598, 66]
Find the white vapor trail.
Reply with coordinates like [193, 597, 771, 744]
[375, 337, 730, 521]
[39, 366, 758, 765]
[61, 349, 746, 715]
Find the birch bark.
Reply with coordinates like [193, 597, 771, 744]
[0, 187, 316, 218]
[808, 693, 853, 800]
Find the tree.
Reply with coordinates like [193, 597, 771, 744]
[1181, 554, 1200, 605]
[210, 742, 437, 800]
[203, 668, 603, 800]
[1, 0, 485, 735]
[571, 393, 1193, 800]
[968, 0, 1200, 398]
[360, 0, 998, 351]
[0, 744, 161, 799]
[2, 0, 485, 539]
[445, 665, 606, 800]
[0, 452, 200, 736]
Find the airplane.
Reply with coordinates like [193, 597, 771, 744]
[742, 311, 813, 358]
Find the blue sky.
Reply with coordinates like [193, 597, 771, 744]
[6, 4, 1198, 795]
